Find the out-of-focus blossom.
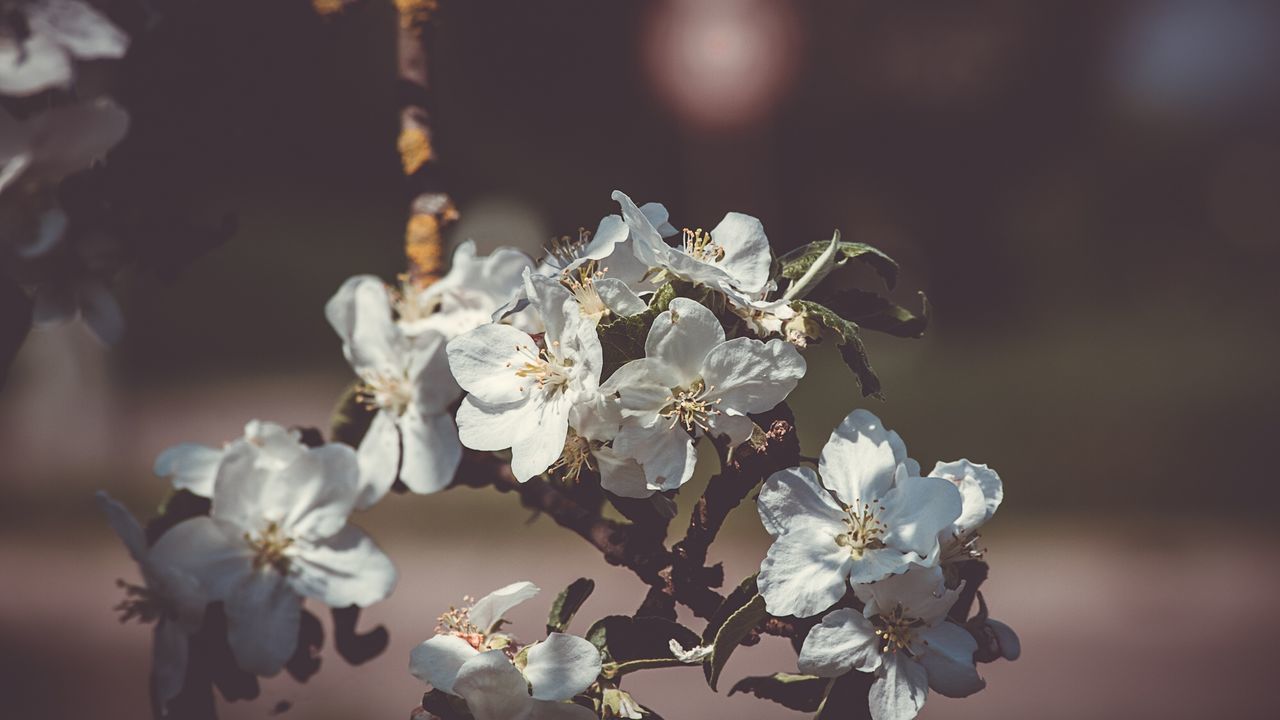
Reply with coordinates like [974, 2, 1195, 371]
[153, 420, 302, 498]
[0, 0, 129, 97]
[96, 491, 207, 715]
[153, 439, 396, 676]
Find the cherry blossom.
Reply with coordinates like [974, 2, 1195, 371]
[798, 565, 984, 720]
[153, 420, 301, 498]
[605, 297, 804, 491]
[756, 409, 962, 618]
[327, 275, 462, 507]
[152, 439, 396, 676]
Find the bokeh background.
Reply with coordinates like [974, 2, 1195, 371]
[3, 0, 1279, 717]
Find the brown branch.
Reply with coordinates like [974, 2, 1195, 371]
[395, 0, 456, 286]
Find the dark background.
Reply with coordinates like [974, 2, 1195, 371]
[2, 1, 1278, 718]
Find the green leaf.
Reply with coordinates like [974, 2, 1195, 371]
[729, 673, 830, 712]
[779, 238, 900, 291]
[820, 288, 929, 339]
[546, 578, 595, 636]
[814, 672, 873, 720]
[702, 574, 760, 644]
[596, 282, 677, 377]
[790, 300, 882, 398]
[330, 380, 375, 448]
[705, 594, 767, 690]
[585, 615, 700, 677]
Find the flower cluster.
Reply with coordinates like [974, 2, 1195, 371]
[757, 409, 1014, 720]
[100, 423, 396, 714]
[98, 188, 1016, 720]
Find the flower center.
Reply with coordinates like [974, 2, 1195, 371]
[680, 227, 725, 262]
[661, 379, 721, 433]
[872, 605, 926, 656]
[834, 502, 887, 560]
[358, 369, 414, 416]
[549, 429, 595, 483]
[562, 263, 610, 323]
[510, 342, 572, 393]
[545, 227, 593, 271]
[246, 520, 295, 574]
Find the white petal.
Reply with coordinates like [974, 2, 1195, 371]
[756, 466, 846, 538]
[447, 324, 537, 404]
[644, 298, 724, 382]
[453, 650, 535, 720]
[399, 409, 462, 495]
[30, 0, 130, 59]
[524, 633, 602, 701]
[153, 443, 223, 497]
[594, 278, 647, 317]
[325, 275, 402, 375]
[0, 33, 72, 96]
[410, 634, 480, 694]
[148, 516, 252, 601]
[608, 359, 679, 415]
[94, 490, 147, 563]
[152, 619, 190, 713]
[596, 446, 653, 499]
[846, 547, 916, 586]
[919, 622, 983, 698]
[612, 422, 697, 491]
[701, 337, 805, 413]
[290, 524, 396, 608]
[931, 460, 1002, 534]
[508, 393, 571, 482]
[797, 608, 882, 677]
[409, 330, 461, 410]
[262, 444, 360, 541]
[24, 98, 129, 183]
[78, 279, 124, 345]
[819, 410, 901, 508]
[469, 581, 541, 634]
[758, 528, 852, 618]
[857, 565, 957, 625]
[612, 190, 670, 271]
[354, 410, 401, 510]
[880, 474, 963, 560]
[525, 269, 574, 344]
[456, 395, 535, 453]
[639, 201, 677, 237]
[224, 567, 302, 676]
[708, 212, 771, 294]
[868, 654, 929, 720]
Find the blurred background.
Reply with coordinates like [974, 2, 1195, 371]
[3, 0, 1279, 717]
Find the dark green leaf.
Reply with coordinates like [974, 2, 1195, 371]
[814, 672, 873, 720]
[702, 574, 759, 644]
[790, 300, 882, 398]
[779, 238, 900, 290]
[421, 689, 473, 720]
[585, 615, 699, 676]
[705, 594, 767, 690]
[819, 288, 929, 339]
[729, 673, 830, 712]
[330, 380, 376, 448]
[547, 578, 595, 635]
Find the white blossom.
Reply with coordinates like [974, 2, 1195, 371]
[612, 189, 772, 295]
[448, 270, 603, 481]
[756, 410, 962, 618]
[399, 239, 536, 339]
[96, 492, 207, 715]
[410, 582, 600, 720]
[153, 420, 301, 498]
[798, 565, 984, 720]
[1, 98, 129, 257]
[604, 297, 805, 492]
[0, 0, 128, 96]
[327, 275, 462, 508]
[931, 459, 1003, 568]
[152, 439, 396, 676]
